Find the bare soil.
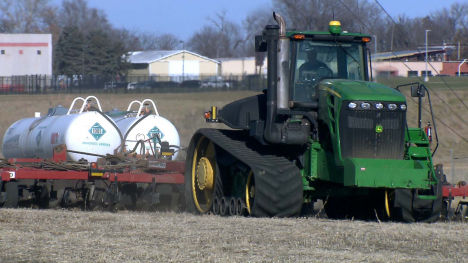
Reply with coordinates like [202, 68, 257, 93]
[0, 209, 467, 262]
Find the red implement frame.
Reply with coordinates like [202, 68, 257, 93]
[442, 184, 468, 199]
[0, 144, 185, 185]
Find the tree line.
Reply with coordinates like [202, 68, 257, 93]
[1, 0, 467, 77]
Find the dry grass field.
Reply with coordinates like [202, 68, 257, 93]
[0, 209, 467, 262]
[1, 87, 468, 262]
[0, 87, 467, 181]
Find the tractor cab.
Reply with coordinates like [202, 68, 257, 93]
[289, 35, 369, 103]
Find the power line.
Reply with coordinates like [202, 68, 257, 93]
[338, 0, 468, 128]
[336, 0, 468, 143]
[373, 0, 468, 113]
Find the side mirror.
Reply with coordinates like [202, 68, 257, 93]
[411, 86, 425, 97]
[255, 35, 267, 52]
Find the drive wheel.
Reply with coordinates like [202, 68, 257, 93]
[186, 135, 217, 214]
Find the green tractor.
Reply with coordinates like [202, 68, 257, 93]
[185, 12, 442, 222]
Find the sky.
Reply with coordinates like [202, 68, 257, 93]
[51, 0, 462, 41]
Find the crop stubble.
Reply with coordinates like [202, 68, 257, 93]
[0, 209, 467, 262]
[0, 90, 468, 261]
[0, 90, 467, 181]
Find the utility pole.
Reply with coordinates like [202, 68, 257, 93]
[373, 35, 377, 54]
[425, 30, 431, 82]
[179, 41, 185, 82]
[390, 24, 394, 51]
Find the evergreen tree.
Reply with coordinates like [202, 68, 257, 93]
[54, 26, 85, 76]
[54, 27, 130, 77]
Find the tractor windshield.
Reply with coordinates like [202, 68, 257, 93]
[290, 39, 366, 103]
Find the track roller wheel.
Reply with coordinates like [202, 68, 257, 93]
[245, 171, 255, 215]
[220, 196, 228, 216]
[2, 181, 19, 208]
[229, 197, 237, 216]
[236, 198, 246, 216]
[185, 135, 218, 214]
[212, 196, 220, 215]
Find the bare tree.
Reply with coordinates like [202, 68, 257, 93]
[58, 0, 111, 34]
[155, 33, 180, 50]
[0, 0, 54, 33]
[188, 11, 246, 58]
[242, 8, 275, 57]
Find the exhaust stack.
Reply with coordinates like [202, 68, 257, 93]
[273, 12, 290, 110]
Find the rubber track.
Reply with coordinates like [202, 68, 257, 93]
[197, 129, 303, 217]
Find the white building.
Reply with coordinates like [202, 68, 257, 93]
[217, 57, 267, 76]
[0, 34, 53, 76]
[127, 50, 220, 80]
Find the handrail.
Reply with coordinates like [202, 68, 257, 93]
[79, 96, 102, 113]
[126, 100, 142, 112]
[137, 99, 159, 117]
[67, 97, 85, 115]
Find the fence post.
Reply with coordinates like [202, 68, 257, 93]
[451, 149, 454, 184]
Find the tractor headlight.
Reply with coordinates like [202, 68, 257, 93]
[400, 104, 407, 110]
[348, 102, 357, 109]
[375, 103, 384, 109]
[361, 102, 370, 109]
[388, 104, 397, 110]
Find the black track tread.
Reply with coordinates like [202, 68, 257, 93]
[197, 128, 303, 218]
[393, 164, 443, 223]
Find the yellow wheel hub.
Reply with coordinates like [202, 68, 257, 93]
[197, 157, 214, 190]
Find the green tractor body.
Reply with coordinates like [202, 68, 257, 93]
[185, 13, 441, 222]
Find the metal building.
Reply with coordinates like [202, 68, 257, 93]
[127, 50, 219, 80]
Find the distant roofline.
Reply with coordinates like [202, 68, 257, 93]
[128, 50, 220, 64]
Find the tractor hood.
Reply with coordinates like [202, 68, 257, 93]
[320, 79, 406, 102]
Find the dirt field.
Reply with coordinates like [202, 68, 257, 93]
[0, 209, 467, 262]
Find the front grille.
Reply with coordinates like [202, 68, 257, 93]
[339, 101, 406, 159]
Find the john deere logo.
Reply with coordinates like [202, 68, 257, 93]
[89, 122, 106, 141]
[147, 126, 165, 141]
[375, 125, 383, 133]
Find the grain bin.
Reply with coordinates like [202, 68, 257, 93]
[2, 96, 122, 162]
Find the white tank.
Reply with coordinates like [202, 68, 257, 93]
[111, 99, 180, 160]
[2, 96, 122, 162]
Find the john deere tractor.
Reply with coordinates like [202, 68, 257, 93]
[185, 12, 442, 222]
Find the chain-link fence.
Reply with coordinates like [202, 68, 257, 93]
[0, 74, 268, 94]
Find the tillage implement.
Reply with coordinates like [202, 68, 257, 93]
[185, 12, 442, 222]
